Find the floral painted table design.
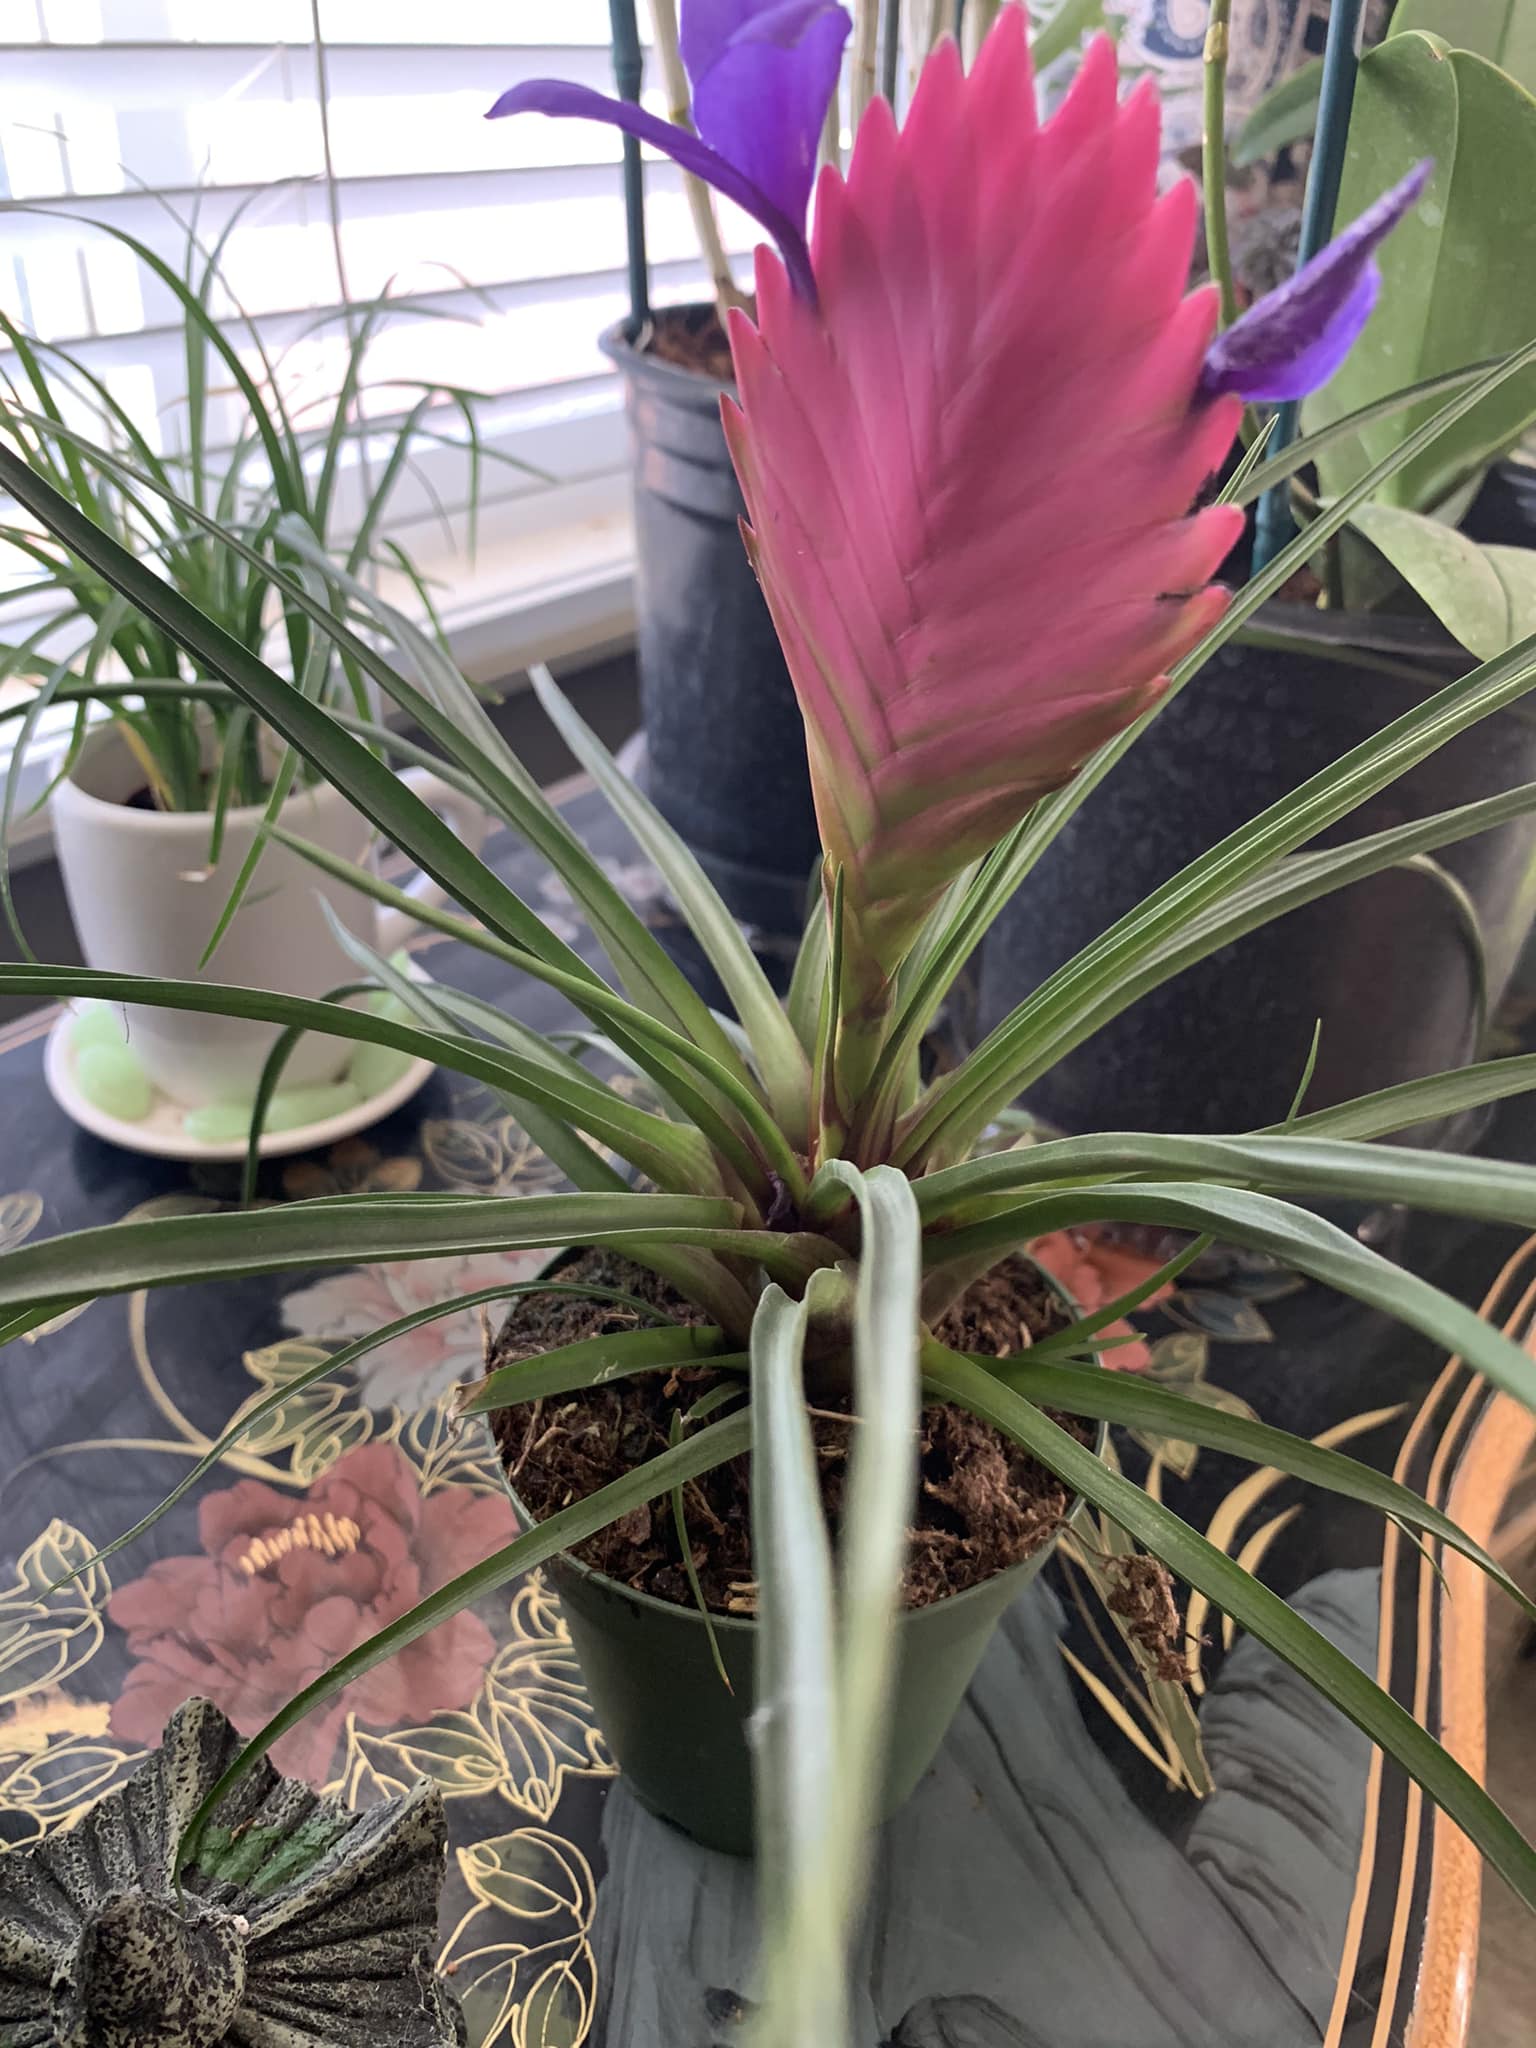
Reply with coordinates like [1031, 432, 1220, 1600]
[1, 787, 1529, 2047]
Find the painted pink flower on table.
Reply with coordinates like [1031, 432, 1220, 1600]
[107, 1442, 515, 1784]
[1028, 1227, 1177, 1374]
[281, 1249, 550, 1413]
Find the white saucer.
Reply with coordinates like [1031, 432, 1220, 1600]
[44, 1010, 433, 1163]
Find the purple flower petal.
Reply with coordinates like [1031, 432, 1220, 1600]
[486, 78, 816, 300]
[1199, 159, 1432, 403]
[690, 3, 851, 231]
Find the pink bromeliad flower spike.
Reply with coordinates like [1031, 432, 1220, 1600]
[725, 19, 1241, 988]
[720, 16, 1425, 1006]
[491, 7, 1426, 1108]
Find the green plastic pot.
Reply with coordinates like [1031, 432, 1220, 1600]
[496, 1264, 1099, 1857]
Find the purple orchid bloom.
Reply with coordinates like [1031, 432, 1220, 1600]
[1200, 160, 1433, 403]
[488, 0, 851, 303]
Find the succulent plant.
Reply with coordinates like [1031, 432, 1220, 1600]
[0, 1697, 464, 2048]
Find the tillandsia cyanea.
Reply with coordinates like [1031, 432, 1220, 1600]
[498, 9, 1428, 1144]
[4, 9, 1536, 2046]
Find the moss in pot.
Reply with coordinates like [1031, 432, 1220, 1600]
[485, 1249, 1098, 1855]
[15, 13, 1536, 2038]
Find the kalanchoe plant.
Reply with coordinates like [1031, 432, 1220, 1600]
[6, 13, 1536, 2042]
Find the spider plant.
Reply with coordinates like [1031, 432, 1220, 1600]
[0, 194, 504, 832]
[4, 14, 1536, 2043]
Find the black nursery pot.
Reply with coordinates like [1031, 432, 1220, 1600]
[496, 1261, 1099, 1858]
[602, 315, 820, 937]
[977, 603, 1536, 1141]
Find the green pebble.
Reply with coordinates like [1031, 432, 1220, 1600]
[262, 1082, 363, 1132]
[76, 1043, 153, 1122]
[70, 1002, 128, 1054]
[182, 1102, 262, 1145]
[349, 1042, 414, 1097]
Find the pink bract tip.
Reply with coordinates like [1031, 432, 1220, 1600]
[727, 16, 1242, 968]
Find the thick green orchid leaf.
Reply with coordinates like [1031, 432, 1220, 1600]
[1390, 0, 1536, 95]
[1349, 502, 1536, 660]
[1306, 34, 1536, 513]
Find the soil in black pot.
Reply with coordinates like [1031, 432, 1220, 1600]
[643, 302, 736, 382]
[490, 1248, 1092, 1615]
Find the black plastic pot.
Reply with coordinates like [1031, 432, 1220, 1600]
[497, 1263, 1097, 1857]
[976, 603, 1536, 1141]
[1465, 456, 1536, 550]
[603, 315, 819, 936]
[525, 1511, 1073, 1857]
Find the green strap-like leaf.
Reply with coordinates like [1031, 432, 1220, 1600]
[750, 1277, 850, 2048]
[815, 1162, 923, 1848]
[528, 663, 812, 1138]
[900, 621, 1536, 1164]
[0, 429, 616, 969]
[966, 1348, 1534, 1623]
[917, 1131, 1536, 1236]
[460, 1320, 729, 1414]
[922, 1178, 1536, 1416]
[924, 1349, 1536, 1912]
[1273, 1053, 1536, 1143]
[0, 962, 712, 1193]
[0, 1189, 743, 1310]
[175, 1408, 754, 1879]
[5, 406, 756, 1092]
[55, 1280, 689, 1590]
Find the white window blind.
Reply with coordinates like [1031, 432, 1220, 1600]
[0, 0, 754, 674]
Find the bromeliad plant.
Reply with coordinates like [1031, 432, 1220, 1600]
[7, 10, 1536, 2038]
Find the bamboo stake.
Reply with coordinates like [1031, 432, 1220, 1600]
[851, 0, 880, 128]
[646, 0, 749, 318]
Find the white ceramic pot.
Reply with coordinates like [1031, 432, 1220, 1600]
[51, 730, 486, 1107]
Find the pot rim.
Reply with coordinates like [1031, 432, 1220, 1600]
[599, 310, 738, 403]
[53, 725, 338, 836]
[495, 1249, 1105, 1638]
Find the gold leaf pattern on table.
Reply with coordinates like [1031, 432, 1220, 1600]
[423, 1114, 571, 1197]
[0, 1521, 109, 1702]
[478, 1579, 613, 1819]
[0, 1112, 611, 2040]
[237, 1338, 380, 1481]
[404, 1398, 506, 1499]
[326, 1573, 611, 1826]
[335, 1710, 510, 1805]
[0, 1192, 43, 1253]
[441, 1827, 598, 2048]
[0, 1728, 137, 1849]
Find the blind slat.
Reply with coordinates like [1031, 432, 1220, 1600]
[1, 5, 729, 687]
